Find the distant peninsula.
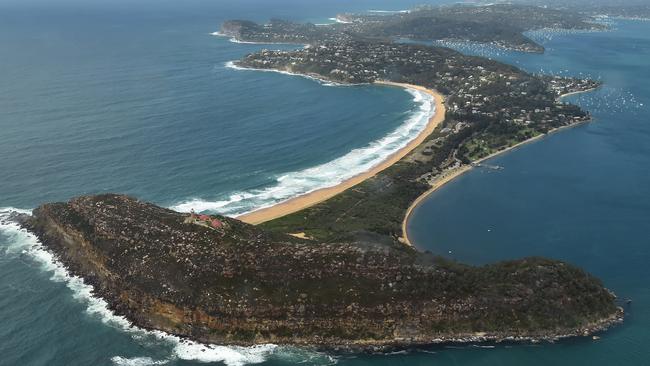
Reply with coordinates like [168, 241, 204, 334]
[12, 4, 624, 350]
[220, 4, 605, 53]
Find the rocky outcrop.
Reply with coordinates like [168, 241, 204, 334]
[220, 20, 259, 38]
[18, 194, 622, 348]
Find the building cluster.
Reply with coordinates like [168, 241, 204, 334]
[224, 4, 605, 53]
[239, 41, 598, 174]
[241, 41, 595, 131]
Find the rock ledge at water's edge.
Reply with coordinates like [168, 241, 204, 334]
[15, 194, 623, 349]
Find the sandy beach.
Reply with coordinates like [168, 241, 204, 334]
[400, 89, 597, 246]
[238, 81, 446, 225]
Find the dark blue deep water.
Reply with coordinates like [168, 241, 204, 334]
[408, 19, 650, 365]
[1, 1, 648, 365]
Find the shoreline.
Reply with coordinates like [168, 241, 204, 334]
[238, 81, 446, 225]
[226, 61, 356, 87]
[557, 87, 598, 99]
[8, 206, 623, 351]
[401, 88, 598, 246]
[211, 31, 305, 46]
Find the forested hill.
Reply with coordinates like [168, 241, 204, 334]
[221, 4, 605, 52]
[14, 194, 622, 347]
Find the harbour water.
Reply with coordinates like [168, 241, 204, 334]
[1, 1, 648, 365]
[408, 18, 650, 365]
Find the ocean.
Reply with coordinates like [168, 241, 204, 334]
[0, 0, 648, 365]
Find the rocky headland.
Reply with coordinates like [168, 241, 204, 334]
[15, 194, 622, 349]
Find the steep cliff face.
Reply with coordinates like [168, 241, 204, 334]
[19, 194, 621, 348]
[220, 20, 259, 37]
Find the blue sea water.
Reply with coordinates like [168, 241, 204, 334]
[408, 19, 650, 365]
[0, 0, 437, 215]
[1, 0, 649, 365]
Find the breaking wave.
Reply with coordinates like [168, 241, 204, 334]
[111, 357, 169, 366]
[328, 17, 351, 24]
[171, 76, 435, 216]
[224, 61, 349, 86]
[0, 208, 336, 365]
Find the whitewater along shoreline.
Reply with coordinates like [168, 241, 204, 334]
[238, 81, 446, 225]
[11, 195, 624, 350]
[5, 79, 621, 350]
[401, 88, 599, 246]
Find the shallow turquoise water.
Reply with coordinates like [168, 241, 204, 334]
[1, 1, 649, 365]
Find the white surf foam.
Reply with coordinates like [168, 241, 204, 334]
[174, 344, 278, 365]
[111, 356, 169, 366]
[211, 31, 303, 45]
[229, 38, 266, 45]
[0, 209, 281, 366]
[171, 81, 435, 217]
[328, 17, 352, 24]
[224, 61, 349, 86]
[210, 31, 252, 44]
[210, 31, 261, 44]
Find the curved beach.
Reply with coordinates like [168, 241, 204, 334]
[400, 89, 598, 246]
[239, 81, 446, 224]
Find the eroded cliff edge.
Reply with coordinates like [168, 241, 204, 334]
[17, 194, 622, 348]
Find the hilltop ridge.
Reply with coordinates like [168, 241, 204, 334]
[15, 194, 622, 348]
[221, 4, 605, 52]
